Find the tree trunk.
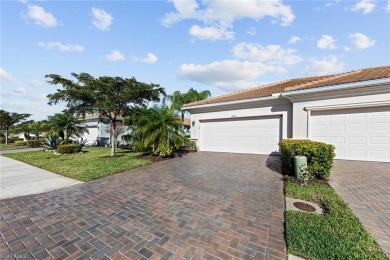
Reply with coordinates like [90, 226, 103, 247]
[110, 121, 116, 157]
[5, 129, 8, 146]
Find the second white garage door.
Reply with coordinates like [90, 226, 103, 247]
[199, 116, 281, 154]
[310, 106, 390, 162]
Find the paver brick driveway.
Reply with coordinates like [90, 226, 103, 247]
[330, 160, 390, 258]
[1, 152, 286, 260]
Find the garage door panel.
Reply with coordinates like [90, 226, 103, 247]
[349, 123, 366, 131]
[200, 116, 281, 155]
[370, 136, 389, 144]
[370, 122, 389, 131]
[311, 106, 390, 162]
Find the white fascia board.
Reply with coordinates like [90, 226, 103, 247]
[282, 78, 390, 97]
[183, 95, 281, 111]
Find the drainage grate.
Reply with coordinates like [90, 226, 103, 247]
[293, 202, 316, 212]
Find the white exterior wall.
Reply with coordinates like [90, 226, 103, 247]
[292, 92, 390, 138]
[189, 102, 292, 142]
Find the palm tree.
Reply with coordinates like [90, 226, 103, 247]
[130, 105, 187, 156]
[168, 88, 211, 121]
[0, 110, 31, 145]
[48, 113, 89, 143]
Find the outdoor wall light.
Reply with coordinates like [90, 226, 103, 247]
[192, 121, 195, 127]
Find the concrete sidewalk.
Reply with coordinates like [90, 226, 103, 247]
[0, 156, 83, 199]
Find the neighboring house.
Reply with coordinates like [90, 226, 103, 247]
[79, 114, 131, 146]
[184, 66, 390, 162]
[80, 114, 191, 146]
[183, 117, 191, 136]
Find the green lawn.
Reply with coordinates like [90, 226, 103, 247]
[0, 144, 28, 151]
[2, 147, 152, 181]
[285, 182, 386, 260]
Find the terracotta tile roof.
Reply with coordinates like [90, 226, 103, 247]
[184, 66, 390, 107]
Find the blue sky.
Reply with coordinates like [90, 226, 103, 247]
[1, 0, 389, 120]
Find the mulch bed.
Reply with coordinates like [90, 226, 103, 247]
[135, 149, 196, 162]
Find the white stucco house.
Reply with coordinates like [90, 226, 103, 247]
[184, 66, 390, 162]
[79, 114, 192, 146]
[79, 114, 131, 146]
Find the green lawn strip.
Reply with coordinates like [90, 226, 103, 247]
[2, 147, 152, 182]
[0, 144, 29, 151]
[285, 182, 386, 260]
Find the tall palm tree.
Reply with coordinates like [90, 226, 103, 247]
[168, 88, 211, 121]
[48, 113, 89, 143]
[130, 105, 187, 156]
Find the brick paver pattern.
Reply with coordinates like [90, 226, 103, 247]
[0, 152, 286, 259]
[330, 160, 390, 258]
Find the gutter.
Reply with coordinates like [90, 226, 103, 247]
[183, 96, 280, 110]
[281, 78, 390, 97]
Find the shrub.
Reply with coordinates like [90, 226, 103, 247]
[0, 138, 24, 144]
[56, 144, 82, 154]
[185, 140, 198, 151]
[14, 140, 27, 146]
[280, 139, 335, 179]
[42, 138, 59, 150]
[154, 143, 173, 157]
[26, 140, 41, 147]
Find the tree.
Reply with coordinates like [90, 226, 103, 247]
[30, 120, 49, 140]
[12, 120, 35, 140]
[46, 72, 165, 156]
[168, 88, 211, 121]
[48, 113, 89, 143]
[105, 122, 127, 145]
[0, 110, 31, 145]
[129, 105, 187, 156]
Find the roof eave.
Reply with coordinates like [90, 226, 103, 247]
[282, 78, 390, 97]
[183, 95, 281, 111]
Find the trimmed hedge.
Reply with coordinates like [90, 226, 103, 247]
[56, 144, 82, 154]
[280, 139, 335, 179]
[14, 140, 27, 146]
[26, 140, 41, 147]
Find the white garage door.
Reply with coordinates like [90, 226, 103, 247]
[82, 127, 98, 145]
[199, 116, 281, 154]
[310, 106, 390, 162]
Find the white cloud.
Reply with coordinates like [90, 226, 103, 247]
[349, 33, 376, 49]
[13, 87, 27, 94]
[189, 25, 234, 40]
[142, 53, 158, 64]
[232, 42, 303, 65]
[104, 50, 125, 62]
[303, 55, 344, 76]
[91, 7, 113, 31]
[25, 5, 57, 27]
[0, 68, 16, 83]
[288, 35, 301, 44]
[352, 0, 375, 14]
[132, 53, 158, 64]
[344, 46, 352, 52]
[317, 35, 337, 49]
[162, 0, 295, 40]
[178, 59, 285, 92]
[28, 79, 44, 87]
[386, 0, 390, 12]
[38, 42, 84, 52]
